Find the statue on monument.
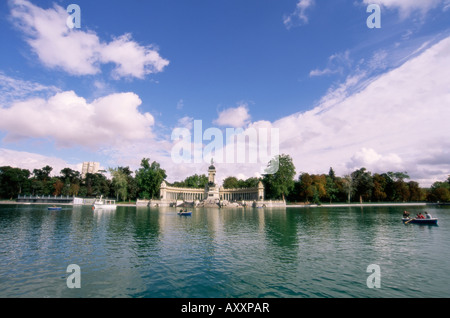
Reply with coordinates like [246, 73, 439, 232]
[208, 158, 216, 186]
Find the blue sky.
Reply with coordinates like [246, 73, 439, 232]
[0, 0, 449, 186]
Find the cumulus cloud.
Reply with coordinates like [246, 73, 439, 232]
[267, 36, 450, 186]
[213, 104, 251, 128]
[0, 90, 155, 149]
[9, 0, 169, 79]
[159, 33, 450, 185]
[5, 35, 448, 187]
[346, 148, 403, 172]
[111, 36, 450, 186]
[0, 148, 81, 175]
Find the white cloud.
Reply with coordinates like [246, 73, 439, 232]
[149, 35, 449, 186]
[367, 50, 389, 71]
[309, 68, 336, 77]
[0, 72, 60, 105]
[0, 90, 155, 149]
[362, 0, 445, 17]
[100, 34, 169, 79]
[9, 0, 169, 79]
[309, 51, 352, 77]
[268, 36, 450, 186]
[346, 148, 403, 172]
[111, 36, 450, 186]
[213, 104, 251, 128]
[176, 116, 194, 130]
[283, 0, 315, 29]
[0, 148, 81, 175]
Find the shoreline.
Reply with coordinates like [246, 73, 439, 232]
[286, 202, 443, 208]
[0, 200, 446, 208]
[0, 201, 136, 207]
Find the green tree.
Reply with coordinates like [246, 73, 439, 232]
[408, 181, 422, 201]
[82, 172, 110, 197]
[428, 181, 450, 202]
[60, 167, 80, 183]
[171, 174, 208, 189]
[222, 176, 260, 189]
[342, 175, 354, 203]
[184, 174, 208, 188]
[135, 158, 167, 199]
[121, 167, 138, 201]
[351, 168, 374, 203]
[31, 165, 54, 195]
[389, 171, 410, 181]
[53, 178, 64, 196]
[0, 166, 31, 199]
[223, 176, 239, 189]
[298, 173, 314, 202]
[33, 165, 53, 181]
[312, 187, 321, 205]
[312, 174, 327, 202]
[262, 154, 296, 201]
[372, 173, 387, 202]
[326, 168, 339, 203]
[59, 168, 81, 196]
[243, 177, 260, 188]
[389, 172, 410, 201]
[110, 167, 128, 201]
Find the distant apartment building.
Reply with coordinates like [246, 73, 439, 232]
[81, 162, 100, 178]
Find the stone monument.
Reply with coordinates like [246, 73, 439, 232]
[201, 159, 220, 207]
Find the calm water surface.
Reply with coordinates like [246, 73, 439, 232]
[0, 204, 449, 298]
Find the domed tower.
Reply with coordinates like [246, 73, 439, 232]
[208, 159, 216, 186]
[206, 159, 219, 200]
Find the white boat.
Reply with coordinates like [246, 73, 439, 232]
[93, 195, 117, 210]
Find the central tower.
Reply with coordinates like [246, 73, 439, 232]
[206, 159, 219, 200]
[208, 159, 216, 186]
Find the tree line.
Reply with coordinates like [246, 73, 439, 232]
[0, 158, 166, 202]
[259, 154, 449, 203]
[0, 154, 449, 203]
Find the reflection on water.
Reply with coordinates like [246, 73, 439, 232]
[0, 204, 449, 298]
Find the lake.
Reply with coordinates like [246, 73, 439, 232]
[0, 204, 449, 298]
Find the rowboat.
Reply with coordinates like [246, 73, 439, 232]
[48, 206, 62, 211]
[178, 211, 192, 216]
[402, 218, 438, 225]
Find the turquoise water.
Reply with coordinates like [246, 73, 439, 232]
[0, 204, 449, 298]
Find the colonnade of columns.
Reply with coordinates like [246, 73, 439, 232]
[164, 191, 206, 201]
[160, 181, 264, 202]
[220, 191, 259, 201]
[163, 189, 261, 202]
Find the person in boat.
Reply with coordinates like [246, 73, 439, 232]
[425, 211, 432, 219]
[403, 211, 410, 218]
[417, 213, 425, 219]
